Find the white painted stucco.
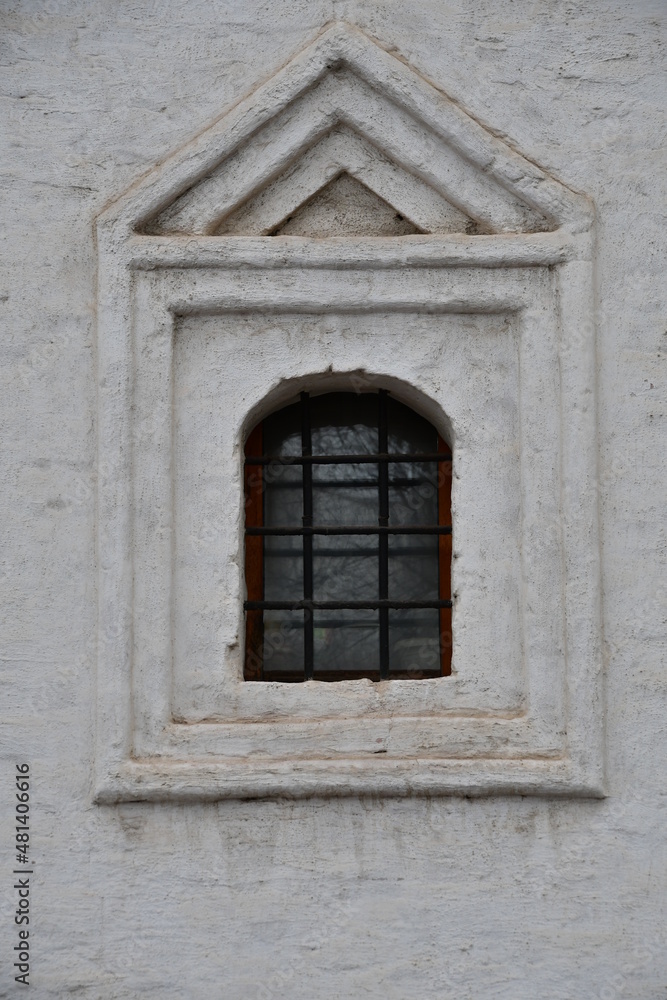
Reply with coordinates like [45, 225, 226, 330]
[1, 2, 665, 997]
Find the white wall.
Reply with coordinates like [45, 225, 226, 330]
[1, 1, 665, 996]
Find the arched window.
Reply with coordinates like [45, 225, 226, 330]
[244, 390, 452, 681]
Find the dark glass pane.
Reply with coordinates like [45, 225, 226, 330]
[313, 534, 378, 601]
[387, 396, 437, 454]
[262, 399, 301, 457]
[262, 610, 304, 681]
[261, 399, 303, 602]
[312, 462, 377, 526]
[313, 610, 380, 678]
[263, 470, 302, 529]
[264, 536, 303, 601]
[388, 460, 438, 526]
[263, 401, 302, 529]
[388, 533, 438, 601]
[310, 393, 378, 455]
[388, 609, 440, 678]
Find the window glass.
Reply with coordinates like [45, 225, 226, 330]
[244, 391, 451, 681]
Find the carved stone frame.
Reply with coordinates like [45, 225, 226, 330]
[94, 23, 603, 801]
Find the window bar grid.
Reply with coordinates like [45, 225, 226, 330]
[243, 392, 453, 682]
[301, 392, 314, 680]
[378, 390, 390, 679]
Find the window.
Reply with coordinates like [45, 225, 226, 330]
[244, 390, 452, 681]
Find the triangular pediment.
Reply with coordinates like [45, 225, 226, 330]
[105, 22, 591, 239]
[149, 124, 484, 237]
[261, 172, 422, 238]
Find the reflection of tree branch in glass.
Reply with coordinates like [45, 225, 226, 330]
[244, 391, 452, 681]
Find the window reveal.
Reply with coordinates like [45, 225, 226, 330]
[244, 390, 452, 681]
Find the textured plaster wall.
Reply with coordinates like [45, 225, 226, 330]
[1, 1, 665, 997]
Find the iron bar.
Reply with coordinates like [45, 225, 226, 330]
[301, 392, 314, 680]
[378, 390, 390, 679]
[247, 524, 451, 536]
[269, 477, 436, 488]
[245, 599, 453, 611]
[263, 616, 439, 628]
[245, 452, 451, 466]
[268, 545, 436, 558]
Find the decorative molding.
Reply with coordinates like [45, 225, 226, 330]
[101, 21, 590, 238]
[94, 22, 603, 801]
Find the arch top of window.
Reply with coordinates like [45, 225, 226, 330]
[243, 388, 453, 684]
[240, 376, 454, 455]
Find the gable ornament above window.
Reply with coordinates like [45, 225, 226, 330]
[94, 22, 603, 802]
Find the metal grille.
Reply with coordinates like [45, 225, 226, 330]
[244, 390, 452, 681]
